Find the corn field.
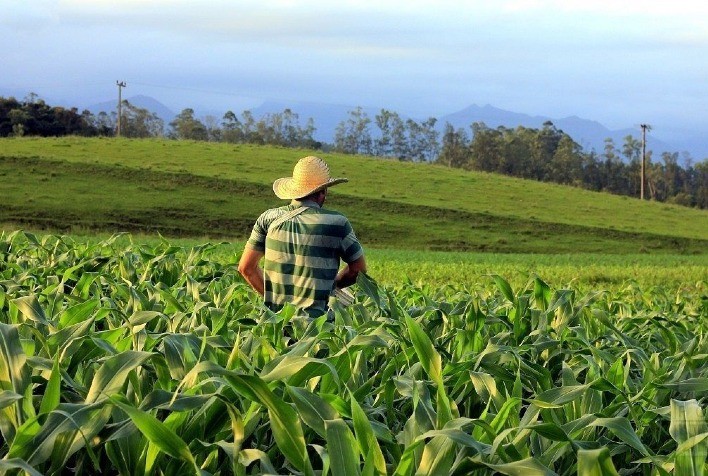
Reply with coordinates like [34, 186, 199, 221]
[0, 232, 706, 475]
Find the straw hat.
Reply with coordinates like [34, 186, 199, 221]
[273, 156, 348, 200]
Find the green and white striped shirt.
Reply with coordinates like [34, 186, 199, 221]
[245, 199, 364, 317]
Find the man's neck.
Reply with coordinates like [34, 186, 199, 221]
[292, 199, 321, 208]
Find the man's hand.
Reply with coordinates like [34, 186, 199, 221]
[334, 255, 367, 289]
[238, 247, 265, 296]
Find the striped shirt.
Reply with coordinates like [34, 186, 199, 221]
[245, 199, 364, 317]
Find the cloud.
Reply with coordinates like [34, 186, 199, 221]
[1, 0, 706, 134]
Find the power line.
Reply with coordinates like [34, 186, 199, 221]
[2, 80, 250, 100]
[1, 81, 106, 90]
[130, 81, 249, 98]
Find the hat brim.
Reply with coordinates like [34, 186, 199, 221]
[273, 177, 348, 200]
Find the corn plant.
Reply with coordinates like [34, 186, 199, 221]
[0, 231, 706, 475]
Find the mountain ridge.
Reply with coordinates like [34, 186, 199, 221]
[250, 100, 682, 158]
[438, 103, 663, 155]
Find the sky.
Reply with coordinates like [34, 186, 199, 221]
[1, 0, 707, 144]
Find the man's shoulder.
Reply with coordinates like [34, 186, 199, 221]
[258, 204, 294, 220]
[315, 207, 348, 218]
[310, 207, 351, 223]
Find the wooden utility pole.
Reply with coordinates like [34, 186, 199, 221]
[116, 81, 126, 136]
[640, 124, 650, 200]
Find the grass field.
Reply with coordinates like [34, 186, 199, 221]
[1, 137, 707, 254]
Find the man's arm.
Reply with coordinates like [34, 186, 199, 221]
[238, 247, 265, 296]
[334, 255, 367, 289]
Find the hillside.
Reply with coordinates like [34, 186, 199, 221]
[1, 137, 706, 253]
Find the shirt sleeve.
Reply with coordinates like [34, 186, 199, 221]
[245, 212, 268, 252]
[340, 218, 364, 263]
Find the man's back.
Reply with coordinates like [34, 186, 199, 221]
[238, 156, 366, 318]
[247, 200, 363, 317]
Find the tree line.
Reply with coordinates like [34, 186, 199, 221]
[436, 121, 707, 208]
[1, 94, 705, 208]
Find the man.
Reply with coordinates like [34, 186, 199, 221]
[238, 155, 367, 319]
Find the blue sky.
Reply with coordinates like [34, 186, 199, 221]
[1, 0, 706, 144]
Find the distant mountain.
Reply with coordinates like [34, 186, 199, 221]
[438, 104, 674, 157]
[245, 101, 698, 160]
[86, 95, 176, 123]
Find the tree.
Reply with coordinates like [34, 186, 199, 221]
[405, 119, 425, 161]
[499, 126, 534, 176]
[0, 97, 22, 136]
[333, 122, 353, 153]
[334, 107, 372, 155]
[549, 135, 582, 184]
[240, 110, 257, 143]
[169, 108, 207, 140]
[623, 134, 644, 196]
[222, 111, 243, 143]
[299, 117, 319, 149]
[437, 123, 470, 168]
[53, 107, 87, 136]
[0, 96, 102, 137]
[662, 151, 682, 199]
[204, 115, 221, 142]
[390, 112, 408, 159]
[374, 109, 395, 156]
[534, 121, 563, 180]
[420, 117, 439, 161]
[8, 108, 29, 136]
[281, 108, 300, 146]
[469, 122, 501, 172]
[94, 111, 115, 136]
[580, 150, 603, 191]
[692, 161, 708, 208]
[254, 113, 276, 145]
[621, 135, 641, 162]
[602, 138, 623, 193]
[120, 101, 164, 138]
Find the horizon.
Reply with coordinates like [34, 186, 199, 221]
[0, 86, 708, 164]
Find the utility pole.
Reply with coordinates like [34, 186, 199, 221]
[116, 81, 126, 137]
[640, 124, 650, 200]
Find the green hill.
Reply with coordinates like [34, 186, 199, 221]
[1, 137, 706, 253]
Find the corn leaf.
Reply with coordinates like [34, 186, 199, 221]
[11, 295, 53, 327]
[531, 383, 592, 408]
[325, 418, 361, 476]
[418, 435, 456, 476]
[110, 395, 197, 468]
[492, 274, 515, 303]
[669, 399, 708, 476]
[350, 391, 387, 476]
[577, 447, 620, 476]
[38, 355, 61, 415]
[85, 350, 154, 403]
[57, 299, 99, 328]
[0, 322, 31, 442]
[288, 385, 339, 438]
[484, 457, 558, 476]
[223, 372, 312, 475]
[0, 458, 43, 476]
[590, 417, 650, 457]
[0, 390, 23, 409]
